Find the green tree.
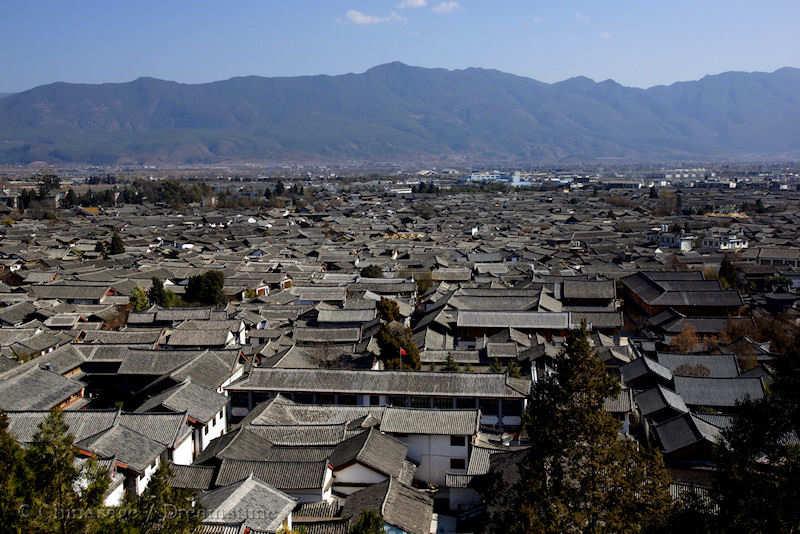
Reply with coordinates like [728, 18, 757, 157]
[95, 240, 109, 257]
[148, 277, 167, 307]
[507, 360, 523, 378]
[37, 174, 61, 199]
[713, 337, 800, 532]
[185, 270, 226, 306]
[0, 411, 30, 528]
[25, 409, 110, 534]
[477, 324, 671, 533]
[718, 255, 739, 290]
[62, 189, 78, 209]
[376, 298, 399, 322]
[130, 287, 149, 312]
[415, 271, 433, 295]
[109, 232, 125, 255]
[349, 509, 384, 534]
[112, 464, 199, 534]
[360, 265, 383, 278]
[442, 352, 460, 373]
[376, 322, 420, 370]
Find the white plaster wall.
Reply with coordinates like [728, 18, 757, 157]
[200, 407, 226, 450]
[398, 434, 469, 485]
[172, 433, 195, 465]
[334, 463, 387, 494]
[135, 456, 160, 495]
[103, 483, 125, 507]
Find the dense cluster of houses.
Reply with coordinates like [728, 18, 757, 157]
[0, 183, 797, 533]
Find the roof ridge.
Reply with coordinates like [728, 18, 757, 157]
[380, 477, 393, 518]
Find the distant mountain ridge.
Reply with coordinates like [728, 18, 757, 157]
[0, 62, 799, 164]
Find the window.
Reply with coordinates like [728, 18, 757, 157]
[203, 425, 208, 436]
[456, 398, 476, 409]
[450, 458, 466, 470]
[389, 396, 408, 407]
[338, 394, 357, 406]
[502, 399, 523, 417]
[410, 396, 430, 408]
[294, 392, 313, 403]
[251, 393, 271, 406]
[433, 397, 453, 409]
[450, 435, 466, 447]
[479, 398, 498, 416]
[369, 395, 381, 406]
[317, 393, 335, 404]
[231, 393, 249, 408]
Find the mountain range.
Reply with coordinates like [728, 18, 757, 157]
[1, 62, 799, 165]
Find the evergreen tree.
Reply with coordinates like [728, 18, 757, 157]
[718, 255, 743, 291]
[349, 510, 384, 534]
[274, 180, 285, 196]
[130, 287, 149, 312]
[109, 232, 125, 255]
[185, 270, 226, 306]
[360, 265, 383, 278]
[442, 352, 460, 372]
[148, 277, 167, 307]
[25, 409, 109, 534]
[376, 298, 399, 322]
[62, 189, 78, 209]
[37, 174, 61, 199]
[507, 360, 523, 378]
[112, 464, 199, 534]
[713, 338, 800, 532]
[0, 411, 30, 529]
[95, 240, 109, 258]
[415, 272, 433, 295]
[375, 322, 420, 370]
[477, 324, 671, 533]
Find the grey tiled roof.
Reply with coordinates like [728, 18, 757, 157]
[635, 385, 689, 417]
[342, 478, 433, 534]
[230, 369, 530, 399]
[198, 475, 297, 533]
[655, 413, 722, 454]
[214, 458, 328, 490]
[621, 356, 673, 384]
[379, 407, 479, 436]
[457, 311, 570, 330]
[170, 463, 216, 490]
[329, 428, 408, 478]
[249, 424, 349, 446]
[136, 379, 227, 423]
[316, 308, 376, 323]
[167, 329, 233, 347]
[294, 327, 361, 343]
[0, 366, 84, 410]
[197, 428, 273, 463]
[78, 424, 165, 472]
[656, 353, 740, 378]
[562, 280, 616, 300]
[6, 409, 118, 443]
[673, 376, 765, 408]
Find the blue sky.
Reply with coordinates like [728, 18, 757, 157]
[1, 0, 798, 93]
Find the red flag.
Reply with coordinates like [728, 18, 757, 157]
[399, 347, 408, 357]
